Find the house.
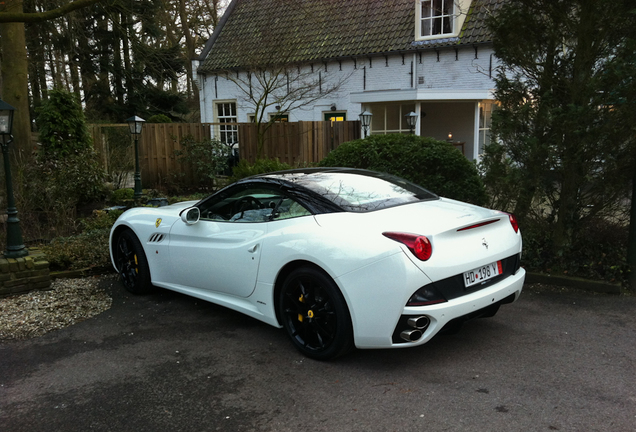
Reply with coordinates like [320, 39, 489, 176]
[194, 0, 504, 160]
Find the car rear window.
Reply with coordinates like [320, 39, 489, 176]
[270, 171, 438, 212]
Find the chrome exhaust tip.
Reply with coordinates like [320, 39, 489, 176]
[400, 329, 423, 342]
[407, 316, 430, 330]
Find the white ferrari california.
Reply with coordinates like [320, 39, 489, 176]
[110, 168, 525, 360]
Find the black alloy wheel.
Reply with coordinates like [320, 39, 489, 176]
[115, 229, 154, 294]
[279, 267, 353, 360]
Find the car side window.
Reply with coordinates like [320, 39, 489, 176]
[271, 198, 311, 220]
[198, 186, 310, 223]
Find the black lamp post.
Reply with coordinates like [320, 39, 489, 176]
[405, 111, 419, 135]
[125, 116, 145, 199]
[359, 111, 372, 138]
[0, 99, 28, 258]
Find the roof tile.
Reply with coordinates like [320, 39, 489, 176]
[199, 0, 505, 72]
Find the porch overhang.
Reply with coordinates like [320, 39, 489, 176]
[350, 88, 495, 103]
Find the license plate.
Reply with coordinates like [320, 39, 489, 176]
[464, 261, 502, 287]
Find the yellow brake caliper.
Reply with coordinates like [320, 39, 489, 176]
[297, 294, 314, 322]
[298, 294, 306, 322]
[134, 255, 138, 273]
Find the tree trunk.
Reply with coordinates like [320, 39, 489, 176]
[0, 0, 32, 159]
[178, 0, 198, 108]
[628, 156, 636, 293]
[113, 12, 125, 106]
[25, 21, 45, 112]
[76, 13, 98, 118]
[64, 16, 82, 97]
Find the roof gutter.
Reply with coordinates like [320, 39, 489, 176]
[197, 41, 494, 75]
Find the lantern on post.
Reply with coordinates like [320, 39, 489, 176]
[359, 111, 372, 138]
[0, 99, 28, 258]
[125, 116, 146, 199]
[405, 111, 419, 135]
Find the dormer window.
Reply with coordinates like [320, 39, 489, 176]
[420, 0, 454, 37]
[416, 0, 470, 41]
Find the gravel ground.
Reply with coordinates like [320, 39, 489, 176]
[0, 274, 116, 341]
[0, 276, 623, 343]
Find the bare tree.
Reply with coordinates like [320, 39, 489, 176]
[211, 0, 353, 157]
[223, 63, 352, 157]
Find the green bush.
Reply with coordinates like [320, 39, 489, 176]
[38, 150, 107, 204]
[80, 209, 123, 231]
[42, 229, 112, 272]
[26, 88, 107, 230]
[42, 209, 123, 272]
[110, 188, 134, 203]
[478, 142, 522, 211]
[521, 218, 627, 284]
[147, 114, 172, 123]
[36, 89, 93, 157]
[230, 158, 292, 182]
[174, 136, 229, 190]
[319, 135, 487, 205]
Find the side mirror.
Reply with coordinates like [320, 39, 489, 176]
[181, 207, 200, 225]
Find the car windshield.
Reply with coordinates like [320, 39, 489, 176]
[267, 171, 438, 212]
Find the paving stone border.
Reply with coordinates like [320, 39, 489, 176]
[0, 248, 51, 297]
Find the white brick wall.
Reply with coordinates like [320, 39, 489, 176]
[199, 45, 498, 124]
[417, 47, 497, 90]
[197, 45, 499, 159]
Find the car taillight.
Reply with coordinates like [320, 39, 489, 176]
[508, 213, 519, 233]
[383, 232, 432, 261]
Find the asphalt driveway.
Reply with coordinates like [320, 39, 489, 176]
[1, 279, 635, 432]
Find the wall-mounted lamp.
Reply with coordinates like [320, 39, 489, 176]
[447, 132, 453, 142]
[330, 103, 337, 111]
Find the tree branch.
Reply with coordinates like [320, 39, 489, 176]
[0, 0, 104, 23]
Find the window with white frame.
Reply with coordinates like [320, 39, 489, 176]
[215, 101, 238, 145]
[369, 103, 416, 135]
[420, 0, 455, 37]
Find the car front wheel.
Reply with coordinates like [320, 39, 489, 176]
[279, 267, 353, 360]
[114, 229, 154, 294]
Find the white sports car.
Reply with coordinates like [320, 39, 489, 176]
[110, 168, 525, 360]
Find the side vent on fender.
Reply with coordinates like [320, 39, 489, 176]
[148, 233, 165, 243]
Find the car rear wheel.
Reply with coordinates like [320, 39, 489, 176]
[114, 229, 154, 294]
[279, 267, 353, 360]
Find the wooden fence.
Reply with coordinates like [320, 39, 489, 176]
[90, 123, 210, 189]
[89, 121, 361, 189]
[238, 121, 361, 165]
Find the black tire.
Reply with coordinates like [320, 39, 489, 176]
[278, 267, 353, 360]
[114, 229, 154, 294]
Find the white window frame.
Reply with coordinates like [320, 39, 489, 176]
[369, 103, 416, 135]
[415, 0, 471, 41]
[214, 100, 238, 146]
